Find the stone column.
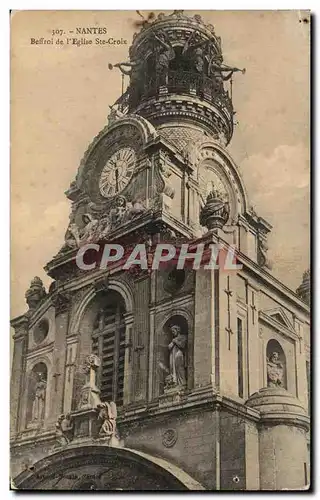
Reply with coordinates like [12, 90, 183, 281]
[63, 336, 79, 414]
[246, 387, 310, 490]
[194, 268, 215, 388]
[148, 269, 157, 400]
[131, 276, 149, 403]
[49, 293, 70, 425]
[123, 312, 134, 406]
[246, 282, 261, 396]
[219, 271, 238, 396]
[10, 315, 29, 438]
[294, 318, 308, 411]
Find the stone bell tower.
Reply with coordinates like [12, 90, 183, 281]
[11, 11, 310, 491]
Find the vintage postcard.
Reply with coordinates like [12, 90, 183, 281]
[10, 10, 310, 490]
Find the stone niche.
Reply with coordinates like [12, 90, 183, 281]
[155, 313, 193, 401]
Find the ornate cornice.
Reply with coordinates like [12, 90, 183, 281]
[136, 94, 233, 144]
[10, 315, 29, 340]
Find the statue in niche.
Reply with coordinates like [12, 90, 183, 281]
[165, 325, 187, 390]
[182, 32, 208, 74]
[94, 308, 106, 331]
[31, 372, 47, 422]
[267, 351, 284, 388]
[153, 32, 175, 86]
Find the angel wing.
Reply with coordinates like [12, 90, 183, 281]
[109, 401, 117, 420]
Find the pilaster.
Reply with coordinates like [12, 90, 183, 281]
[10, 315, 29, 437]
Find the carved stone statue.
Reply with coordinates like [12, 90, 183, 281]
[206, 48, 245, 92]
[257, 233, 272, 270]
[94, 307, 106, 331]
[111, 58, 144, 106]
[153, 32, 175, 85]
[31, 372, 47, 422]
[158, 157, 175, 200]
[165, 325, 187, 389]
[64, 220, 80, 248]
[127, 199, 146, 219]
[267, 352, 284, 388]
[78, 354, 101, 409]
[55, 413, 74, 446]
[98, 215, 111, 239]
[111, 58, 143, 85]
[109, 195, 128, 227]
[107, 104, 123, 126]
[80, 213, 100, 244]
[96, 401, 118, 439]
[182, 32, 208, 73]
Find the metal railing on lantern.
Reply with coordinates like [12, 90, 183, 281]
[141, 70, 234, 118]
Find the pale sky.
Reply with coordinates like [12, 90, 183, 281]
[11, 10, 310, 318]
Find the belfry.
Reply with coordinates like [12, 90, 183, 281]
[11, 11, 310, 490]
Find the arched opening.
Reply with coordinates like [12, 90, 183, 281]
[91, 290, 126, 405]
[26, 362, 47, 426]
[160, 315, 189, 395]
[266, 339, 287, 389]
[13, 446, 205, 490]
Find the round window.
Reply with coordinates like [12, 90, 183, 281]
[33, 319, 49, 344]
[164, 269, 186, 294]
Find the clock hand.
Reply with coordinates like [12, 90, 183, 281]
[115, 168, 119, 192]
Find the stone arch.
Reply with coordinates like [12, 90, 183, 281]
[70, 278, 134, 408]
[76, 115, 158, 188]
[13, 445, 205, 491]
[69, 277, 134, 335]
[266, 338, 287, 390]
[108, 114, 158, 145]
[196, 140, 249, 218]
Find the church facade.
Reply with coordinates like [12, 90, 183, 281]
[10, 11, 310, 491]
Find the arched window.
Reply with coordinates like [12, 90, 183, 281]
[92, 291, 126, 405]
[266, 339, 287, 389]
[26, 362, 47, 426]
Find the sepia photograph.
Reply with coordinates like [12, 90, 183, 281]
[10, 10, 310, 490]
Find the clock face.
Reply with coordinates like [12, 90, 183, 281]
[99, 147, 136, 198]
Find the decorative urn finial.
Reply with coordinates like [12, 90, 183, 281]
[25, 276, 47, 310]
[296, 269, 310, 306]
[200, 183, 229, 230]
